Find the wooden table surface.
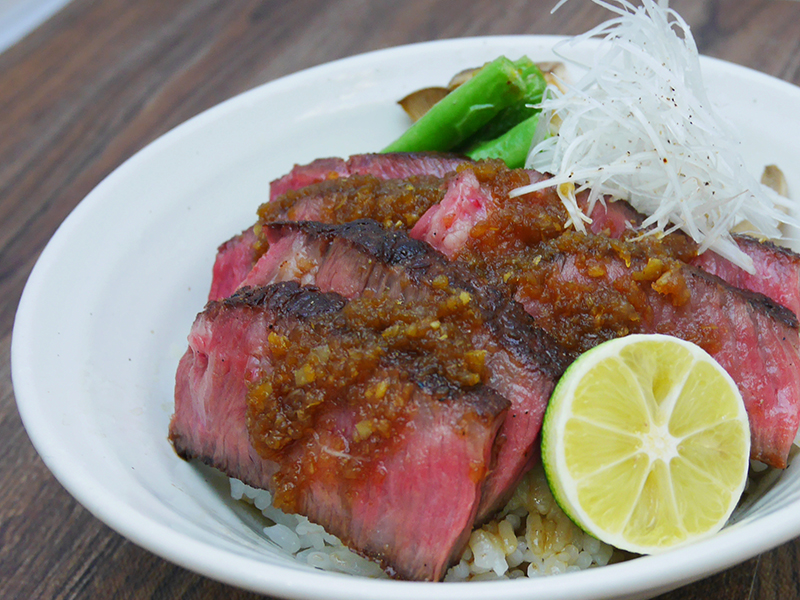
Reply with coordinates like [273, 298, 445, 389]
[3, 0, 800, 598]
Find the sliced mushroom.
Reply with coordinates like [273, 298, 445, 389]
[761, 164, 789, 197]
[537, 62, 569, 93]
[397, 66, 483, 122]
[731, 165, 791, 238]
[398, 87, 450, 122]
[447, 67, 482, 90]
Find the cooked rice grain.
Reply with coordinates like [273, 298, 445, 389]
[231, 479, 385, 578]
[444, 464, 618, 581]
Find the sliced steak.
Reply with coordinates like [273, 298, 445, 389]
[170, 282, 347, 488]
[259, 360, 508, 581]
[269, 157, 349, 200]
[269, 152, 470, 200]
[208, 226, 258, 301]
[209, 153, 474, 301]
[242, 156, 800, 316]
[409, 169, 494, 260]
[508, 235, 800, 468]
[693, 234, 800, 319]
[417, 164, 800, 467]
[204, 157, 800, 468]
[247, 219, 571, 520]
[412, 165, 800, 320]
[171, 281, 509, 581]
[584, 194, 800, 319]
[593, 202, 800, 320]
[562, 186, 800, 319]
[259, 173, 447, 231]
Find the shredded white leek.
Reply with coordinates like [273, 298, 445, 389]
[514, 0, 796, 272]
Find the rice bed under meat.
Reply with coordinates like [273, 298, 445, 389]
[230, 464, 620, 580]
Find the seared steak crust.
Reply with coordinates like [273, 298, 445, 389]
[251, 219, 570, 519]
[263, 219, 570, 379]
[222, 280, 347, 316]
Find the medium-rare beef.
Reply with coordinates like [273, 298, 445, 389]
[584, 194, 800, 319]
[551, 184, 800, 319]
[170, 283, 346, 488]
[409, 163, 800, 320]
[268, 155, 800, 316]
[259, 173, 447, 232]
[208, 226, 258, 301]
[409, 169, 494, 260]
[171, 281, 510, 581]
[208, 153, 474, 301]
[208, 173, 449, 301]
[693, 234, 800, 319]
[498, 231, 800, 467]
[409, 163, 800, 467]
[210, 158, 800, 467]
[269, 152, 470, 200]
[276, 368, 507, 581]
[244, 219, 571, 520]
[269, 157, 349, 200]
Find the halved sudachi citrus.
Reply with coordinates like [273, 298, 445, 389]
[541, 334, 750, 554]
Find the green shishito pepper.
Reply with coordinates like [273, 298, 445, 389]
[382, 56, 548, 168]
[461, 58, 546, 147]
[382, 56, 529, 153]
[465, 113, 540, 169]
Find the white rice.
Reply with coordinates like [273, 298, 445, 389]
[230, 478, 386, 578]
[230, 463, 621, 580]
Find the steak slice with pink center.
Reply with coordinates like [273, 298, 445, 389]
[209, 153, 471, 301]
[219, 154, 800, 315]
[409, 169, 493, 260]
[208, 226, 259, 301]
[244, 219, 570, 520]
[566, 188, 800, 320]
[269, 152, 470, 200]
[693, 234, 800, 319]
[509, 236, 800, 468]
[171, 281, 509, 580]
[170, 283, 346, 488]
[413, 168, 800, 320]
[410, 167, 800, 467]
[270, 368, 508, 581]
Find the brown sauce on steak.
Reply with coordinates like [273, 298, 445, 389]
[246, 284, 492, 511]
[255, 174, 448, 256]
[449, 162, 710, 354]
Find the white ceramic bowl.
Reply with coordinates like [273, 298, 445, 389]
[12, 36, 800, 600]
